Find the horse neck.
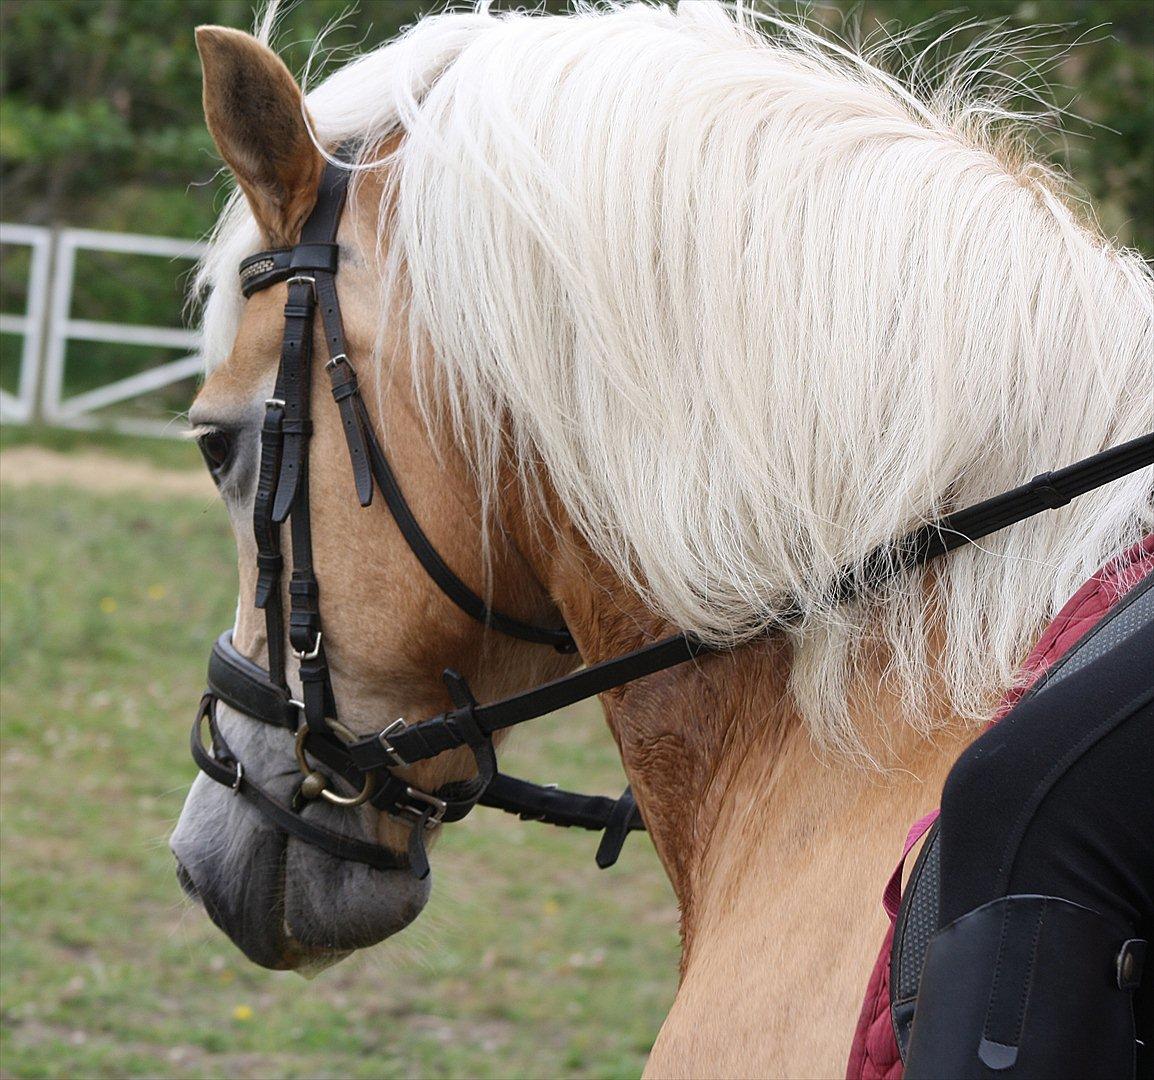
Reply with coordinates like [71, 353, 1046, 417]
[523, 502, 969, 923]
[625, 644, 971, 1076]
[592, 619, 970, 952]
[519, 506, 974, 1072]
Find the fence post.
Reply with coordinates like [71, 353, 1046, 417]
[41, 228, 77, 427]
[0, 222, 54, 425]
[26, 225, 58, 424]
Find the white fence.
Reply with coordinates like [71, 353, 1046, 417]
[0, 222, 206, 437]
[0, 224, 53, 424]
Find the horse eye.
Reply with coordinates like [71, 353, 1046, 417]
[197, 429, 233, 476]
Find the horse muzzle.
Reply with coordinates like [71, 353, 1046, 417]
[171, 717, 430, 971]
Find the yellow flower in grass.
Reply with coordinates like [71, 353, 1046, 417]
[146, 584, 167, 600]
[232, 1005, 253, 1022]
[99, 597, 117, 614]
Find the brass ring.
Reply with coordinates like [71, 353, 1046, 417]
[294, 723, 375, 807]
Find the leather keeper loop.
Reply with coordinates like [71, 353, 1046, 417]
[290, 243, 339, 272]
[595, 787, 640, 869]
[1029, 472, 1071, 510]
[289, 577, 319, 599]
[290, 620, 319, 653]
[281, 419, 313, 435]
[254, 577, 276, 609]
[254, 555, 282, 608]
[283, 303, 314, 319]
[448, 704, 487, 747]
[332, 379, 359, 402]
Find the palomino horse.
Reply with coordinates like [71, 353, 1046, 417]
[171, 3, 1153, 1075]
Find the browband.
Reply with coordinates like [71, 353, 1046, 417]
[239, 244, 339, 298]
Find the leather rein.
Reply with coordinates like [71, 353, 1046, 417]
[191, 159, 1154, 880]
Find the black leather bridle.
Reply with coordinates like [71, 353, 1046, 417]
[191, 158, 1154, 881]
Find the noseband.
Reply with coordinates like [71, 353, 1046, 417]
[192, 158, 1154, 880]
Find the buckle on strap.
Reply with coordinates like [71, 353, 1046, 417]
[377, 718, 409, 767]
[291, 630, 322, 661]
[403, 786, 447, 828]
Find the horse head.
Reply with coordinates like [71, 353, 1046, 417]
[171, 26, 577, 971]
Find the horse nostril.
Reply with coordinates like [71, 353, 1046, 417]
[175, 859, 200, 901]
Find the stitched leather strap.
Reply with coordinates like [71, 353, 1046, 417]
[844, 432, 1154, 598]
[361, 407, 577, 650]
[204, 631, 647, 849]
[346, 431, 1154, 771]
[270, 277, 316, 523]
[208, 632, 298, 728]
[237, 243, 339, 297]
[349, 632, 710, 770]
[252, 400, 287, 689]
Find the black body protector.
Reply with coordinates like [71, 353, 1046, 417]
[898, 570, 1153, 1078]
[190, 158, 1154, 911]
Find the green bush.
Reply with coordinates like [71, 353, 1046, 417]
[1, 0, 1148, 335]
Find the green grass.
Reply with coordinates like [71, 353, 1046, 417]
[0, 462, 679, 1079]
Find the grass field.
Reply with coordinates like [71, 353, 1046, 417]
[0, 437, 680, 1079]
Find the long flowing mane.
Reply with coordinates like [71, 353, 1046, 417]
[198, 1, 1153, 753]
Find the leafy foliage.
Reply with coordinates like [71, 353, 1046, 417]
[1, 0, 1149, 249]
[0, 0, 432, 234]
[0, 0, 1149, 421]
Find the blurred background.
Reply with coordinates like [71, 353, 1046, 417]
[1, 2, 1150, 1077]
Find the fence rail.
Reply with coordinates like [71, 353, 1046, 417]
[1, 222, 206, 437]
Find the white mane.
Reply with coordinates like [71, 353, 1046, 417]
[198, 1, 1154, 754]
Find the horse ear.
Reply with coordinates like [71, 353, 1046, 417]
[195, 25, 325, 245]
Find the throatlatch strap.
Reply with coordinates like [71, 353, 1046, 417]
[362, 419, 577, 650]
[317, 287, 575, 649]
